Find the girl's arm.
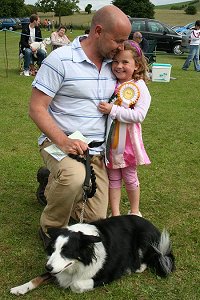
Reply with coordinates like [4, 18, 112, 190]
[110, 80, 151, 124]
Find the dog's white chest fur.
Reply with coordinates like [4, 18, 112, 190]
[50, 224, 107, 292]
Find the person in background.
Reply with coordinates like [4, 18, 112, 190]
[43, 19, 48, 31]
[132, 31, 149, 53]
[52, 19, 55, 31]
[98, 42, 151, 217]
[69, 23, 73, 33]
[29, 5, 131, 252]
[182, 20, 200, 72]
[51, 26, 71, 50]
[20, 14, 46, 76]
[47, 19, 51, 31]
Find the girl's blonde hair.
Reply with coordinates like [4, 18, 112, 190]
[124, 41, 149, 83]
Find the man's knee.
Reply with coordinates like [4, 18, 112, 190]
[24, 48, 32, 56]
[37, 49, 46, 60]
[56, 166, 85, 191]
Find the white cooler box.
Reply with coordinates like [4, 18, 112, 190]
[152, 63, 172, 82]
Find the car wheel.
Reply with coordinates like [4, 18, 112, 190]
[173, 44, 183, 55]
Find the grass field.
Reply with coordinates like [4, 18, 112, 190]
[46, 10, 200, 28]
[37, 6, 200, 28]
[0, 15, 199, 300]
[154, 9, 200, 26]
[157, 0, 200, 10]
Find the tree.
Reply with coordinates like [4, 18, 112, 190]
[85, 4, 92, 14]
[0, 0, 25, 17]
[185, 5, 197, 15]
[24, 5, 38, 16]
[35, 0, 80, 25]
[112, 0, 155, 19]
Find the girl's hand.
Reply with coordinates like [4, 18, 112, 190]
[98, 102, 113, 114]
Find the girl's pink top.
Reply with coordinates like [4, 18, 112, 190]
[106, 79, 151, 169]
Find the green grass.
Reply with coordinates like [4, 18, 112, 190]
[156, 0, 198, 9]
[38, 5, 200, 28]
[0, 27, 199, 299]
[156, 1, 200, 11]
[154, 8, 200, 26]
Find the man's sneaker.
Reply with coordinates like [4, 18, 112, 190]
[39, 227, 52, 254]
[36, 167, 50, 206]
[23, 70, 30, 76]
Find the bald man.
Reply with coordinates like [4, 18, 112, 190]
[132, 31, 149, 53]
[29, 5, 131, 251]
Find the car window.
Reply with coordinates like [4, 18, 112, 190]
[131, 20, 145, 32]
[148, 21, 166, 33]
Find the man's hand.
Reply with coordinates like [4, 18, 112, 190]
[60, 138, 88, 156]
[98, 102, 113, 115]
[30, 46, 37, 52]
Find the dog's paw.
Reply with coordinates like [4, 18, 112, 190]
[10, 282, 34, 295]
[70, 279, 94, 293]
[135, 263, 147, 273]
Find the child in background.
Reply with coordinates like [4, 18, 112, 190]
[182, 19, 200, 71]
[98, 42, 151, 217]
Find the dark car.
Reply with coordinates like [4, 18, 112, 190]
[0, 18, 17, 30]
[129, 18, 182, 55]
[20, 17, 30, 25]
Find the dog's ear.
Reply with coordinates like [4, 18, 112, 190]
[73, 232, 102, 265]
[47, 227, 68, 240]
[79, 232, 102, 245]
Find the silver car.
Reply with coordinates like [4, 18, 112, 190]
[180, 27, 200, 54]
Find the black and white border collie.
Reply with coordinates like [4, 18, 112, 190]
[10, 215, 175, 295]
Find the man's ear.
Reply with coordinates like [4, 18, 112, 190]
[95, 25, 103, 36]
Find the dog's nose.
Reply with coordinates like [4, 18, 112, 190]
[45, 264, 53, 272]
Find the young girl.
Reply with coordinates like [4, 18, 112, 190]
[98, 42, 151, 217]
[182, 19, 200, 71]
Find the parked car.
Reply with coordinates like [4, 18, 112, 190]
[14, 18, 22, 29]
[171, 25, 182, 32]
[180, 28, 198, 54]
[129, 18, 183, 55]
[0, 18, 17, 30]
[20, 17, 30, 25]
[172, 22, 195, 35]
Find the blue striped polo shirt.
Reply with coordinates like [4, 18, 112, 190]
[32, 36, 116, 154]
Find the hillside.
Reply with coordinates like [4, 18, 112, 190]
[38, 1, 200, 29]
[156, 0, 200, 10]
[155, 8, 200, 26]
